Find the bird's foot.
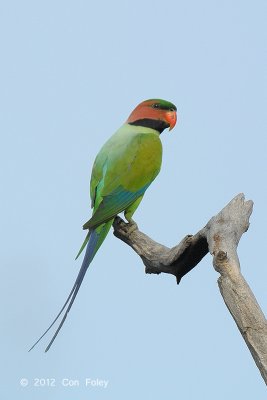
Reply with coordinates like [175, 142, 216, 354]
[125, 218, 138, 234]
[113, 216, 138, 238]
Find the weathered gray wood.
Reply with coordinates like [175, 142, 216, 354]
[113, 219, 208, 283]
[113, 193, 267, 385]
[218, 273, 267, 384]
[206, 195, 267, 385]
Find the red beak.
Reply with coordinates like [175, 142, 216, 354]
[165, 111, 177, 131]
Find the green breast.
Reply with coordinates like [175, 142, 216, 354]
[90, 123, 162, 203]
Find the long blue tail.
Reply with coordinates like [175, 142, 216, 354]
[29, 224, 111, 352]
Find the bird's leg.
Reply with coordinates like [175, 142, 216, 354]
[124, 196, 144, 234]
[123, 195, 144, 233]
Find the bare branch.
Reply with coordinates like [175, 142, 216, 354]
[113, 193, 267, 384]
[113, 218, 208, 284]
[207, 195, 267, 384]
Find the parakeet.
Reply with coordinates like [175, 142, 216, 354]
[29, 98, 177, 352]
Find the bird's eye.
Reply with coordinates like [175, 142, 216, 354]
[169, 107, 174, 112]
[152, 103, 159, 109]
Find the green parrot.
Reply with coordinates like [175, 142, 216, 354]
[29, 98, 177, 352]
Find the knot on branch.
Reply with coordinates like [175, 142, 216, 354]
[213, 250, 229, 274]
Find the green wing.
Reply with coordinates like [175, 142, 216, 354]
[83, 185, 147, 229]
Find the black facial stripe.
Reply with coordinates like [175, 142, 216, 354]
[129, 118, 169, 134]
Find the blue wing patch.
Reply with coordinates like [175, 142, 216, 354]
[83, 185, 148, 230]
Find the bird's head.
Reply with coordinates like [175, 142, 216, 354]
[127, 99, 177, 133]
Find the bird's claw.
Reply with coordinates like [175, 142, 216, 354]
[126, 219, 138, 234]
[113, 216, 138, 237]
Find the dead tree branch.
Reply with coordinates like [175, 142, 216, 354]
[113, 193, 267, 385]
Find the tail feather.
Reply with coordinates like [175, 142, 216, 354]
[75, 231, 90, 260]
[29, 222, 112, 352]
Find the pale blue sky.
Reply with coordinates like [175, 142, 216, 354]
[1, 0, 267, 398]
